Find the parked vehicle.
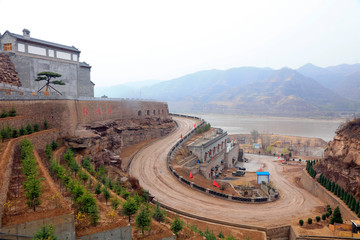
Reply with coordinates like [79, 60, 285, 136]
[236, 166, 246, 171]
[232, 170, 245, 177]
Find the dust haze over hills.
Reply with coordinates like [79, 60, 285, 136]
[95, 63, 360, 117]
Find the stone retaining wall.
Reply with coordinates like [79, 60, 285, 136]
[300, 169, 358, 220]
[0, 99, 169, 137]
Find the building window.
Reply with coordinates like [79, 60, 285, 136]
[48, 49, 54, 57]
[28, 45, 46, 56]
[4, 43, 12, 51]
[72, 54, 78, 61]
[18, 43, 25, 52]
[57, 51, 71, 60]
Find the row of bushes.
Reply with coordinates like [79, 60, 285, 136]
[49, 155, 100, 226]
[0, 120, 49, 140]
[306, 160, 317, 178]
[20, 139, 43, 211]
[318, 174, 360, 217]
[197, 123, 211, 134]
[299, 205, 343, 226]
[1, 108, 16, 118]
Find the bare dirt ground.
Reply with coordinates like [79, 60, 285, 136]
[129, 116, 327, 228]
[120, 138, 159, 171]
[2, 147, 72, 226]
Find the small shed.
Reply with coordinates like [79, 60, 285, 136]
[257, 172, 270, 184]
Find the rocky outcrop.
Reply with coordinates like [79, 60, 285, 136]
[65, 117, 175, 168]
[315, 118, 360, 198]
[0, 53, 21, 87]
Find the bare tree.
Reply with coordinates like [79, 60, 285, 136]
[250, 130, 259, 143]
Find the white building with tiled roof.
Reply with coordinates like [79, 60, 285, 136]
[0, 29, 94, 97]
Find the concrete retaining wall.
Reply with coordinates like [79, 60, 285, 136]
[300, 169, 358, 220]
[266, 225, 290, 240]
[78, 225, 132, 240]
[0, 213, 75, 240]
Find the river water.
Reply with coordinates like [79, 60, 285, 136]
[186, 113, 343, 141]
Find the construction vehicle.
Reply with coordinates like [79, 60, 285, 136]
[271, 141, 282, 147]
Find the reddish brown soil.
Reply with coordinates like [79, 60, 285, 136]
[2, 147, 72, 226]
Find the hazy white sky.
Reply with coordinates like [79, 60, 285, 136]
[1, 0, 360, 86]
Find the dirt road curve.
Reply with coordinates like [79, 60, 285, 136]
[129, 116, 324, 227]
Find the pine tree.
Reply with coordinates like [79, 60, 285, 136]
[94, 182, 101, 196]
[330, 206, 343, 224]
[153, 202, 165, 222]
[351, 197, 356, 211]
[355, 200, 360, 215]
[135, 206, 151, 234]
[330, 182, 335, 192]
[122, 197, 139, 222]
[171, 216, 184, 236]
[102, 187, 111, 205]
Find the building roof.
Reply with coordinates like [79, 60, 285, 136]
[3, 30, 80, 53]
[352, 220, 360, 227]
[256, 172, 270, 176]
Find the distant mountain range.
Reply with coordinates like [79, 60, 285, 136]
[95, 64, 360, 117]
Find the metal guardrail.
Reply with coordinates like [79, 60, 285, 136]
[168, 113, 273, 204]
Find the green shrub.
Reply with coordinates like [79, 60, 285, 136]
[33, 123, 40, 132]
[218, 231, 225, 238]
[32, 224, 57, 240]
[322, 214, 326, 220]
[8, 108, 16, 117]
[51, 140, 58, 150]
[1, 126, 11, 139]
[122, 197, 139, 222]
[316, 216, 321, 222]
[0, 109, 8, 118]
[135, 205, 151, 234]
[326, 211, 330, 218]
[102, 187, 111, 205]
[299, 219, 304, 226]
[308, 218, 312, 224]
[171, 216, 184, 236]
[11, 128, 19, 138]
[45, 144, 52, 160]
[19, 125, 27, 136]
[43, 120, 48, 130]
[153, 202, 165, 222]
[111, 198, 121, 210]
[26, 123, 33, 134]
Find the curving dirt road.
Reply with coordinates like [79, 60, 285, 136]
[129, 116, 324, 227]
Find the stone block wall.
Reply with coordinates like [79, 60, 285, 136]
[300, 169, 358, 220]
[0, 99, 169, 137]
